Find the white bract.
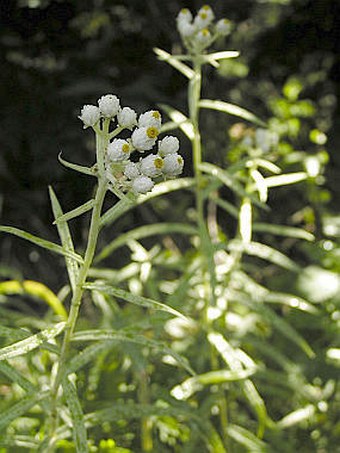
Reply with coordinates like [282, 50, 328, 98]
[98, 94, 120, 118]
[118, 107, 137, 129]
[158, 136, 180, 156]
[79, 105, 100, 128]
[107, 139, 131, 162]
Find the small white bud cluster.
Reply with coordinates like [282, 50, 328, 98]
[176, 5, 232, 53]
[79, 95, 184, 195]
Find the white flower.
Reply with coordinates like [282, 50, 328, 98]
[79, 105, 100, 128]
[176, 8, 193, 24]
[132, 175, 155, 194]
[196, 28, 212, 45]
[216, 18, 231, 36]
[138, 110, 162, 129]
[117, 107, 137, 129]
[98, 94, 120, 118]
[107, 139, 131, 161]
[124, 161, 140, 180]
[177, 20, 196, 38]
[131, 126, 159, 152]
[163, 153, 184, 177]
[140, 154, 164, 177]
[193, 5, 215, 30]
[158, 136, 180, 156]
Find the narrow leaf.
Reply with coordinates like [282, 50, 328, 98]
[251, 158, 281, 174]
[0, 361, 37, 393]
[153, 47, 194, 79]
[0, 226, 83, 264]
[49, 186, 79, 292]
[0, 322, 65, 361]
[204, 50, 240, 62]
[64, 341, 116, 376]
[253, 222, 315, 241]
[53, 199, 95, 224]
[263, 172, 307, 188]
[62, 378, 88, 453]
[72, 329, 195, 375]
[159, 104, 195, 140]
[277, 405, 315, 429]
[58, 153, 95, 177]
[227, 424, 268, 452]
[96, 223, 197, 262]
[199, 99, 266, 127]
[239, 198, 252, 243]
[250, 169, 268, 203]
[84, 283, 188, 321]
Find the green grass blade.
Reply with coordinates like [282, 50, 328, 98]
[0, 390, 48, 431]
[84, 283, 188, 321]
[153, 47, 195, 79]
[58, 153, 95, 177]
[72, 329, 195, 375]
[227, 424, 269, 452]
[49, 186, 80, 293]
[253, 222, 315, 241]
[0, 226, 83, 264]
[0, 322, 65, 361]
[96, 222, 197, 262]
[158, 104, 195, 140]
[53, 199, 95, 225]
[62, 378, 88, 453]
[199, 99, 266, 127]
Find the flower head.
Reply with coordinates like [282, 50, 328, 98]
[163, 153, 184, 177]
[98, 94, 120, 118]
[140, 154, 164, 178]
[158, 136, 180, 156]
[131, 127, 159, 152]
[216, 18, 232, 36]
[124, 161, 140, 180]
[117, 107, 137, 129]
[193, 5, 215, 30]
[132, 175, 155, 194]
[138, 110, 162, 129]
[79, 105, 100, 128]
[107, 139, 131, 162]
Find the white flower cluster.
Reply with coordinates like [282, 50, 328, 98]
[79, 95, 184, 194]
[176, 5, 232, 53]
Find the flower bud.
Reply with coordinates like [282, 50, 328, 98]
[117, 107, 137, 129]
[132, 175, 155, 194]
[140, 154, 164, 177]
[124, 161, 140, 180]
[162, 153, 184, 177]
[98, 94, 120, 118]
[193, 5, 214, 30]
[158, 136, 180, 156]
[107, 139, 131, 161]
[138, 110, 162, 129]
[79, 105, 100, 128]
[216, 18, 231, 36]
[131, 127, 159, 152]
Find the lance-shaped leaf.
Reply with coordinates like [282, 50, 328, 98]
[262, 172, 307, 188]
[72, 329, 195, 375]
[153, 47, 194, 79]
[96, 222, 197, 262]
[49, 186, 79, 292]
[64, 341, 116, 376]
[253, 222, 315, 241]
[0, 226, 83, 264]
[202, 50, 240, 66]
[62, 378, 88, 453]
[227, 424, 269, 452]
[0, 322, 65, 361]
[84, 283, 188, 321]
[58, 152, 96, 177]
[53, 199, 95, 225]
[159, 104, 195, 140]
[199, 99, 266, 127]
[250, 169, 268, 203]
[0, 361, 37, 393]
[277, 405, 316, 429]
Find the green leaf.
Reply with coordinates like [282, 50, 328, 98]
[0, 322, 65, 361]
[62, 378, 88, 453]
[58, 153, 95, 177]
[250, 169, 268, 203]
[0, 361, 37, 393]
[100, 178, 195, 228]
[0, 226, 84, 264]
[277, 405, 315, 429]
[84, 283, 188, 321]
[65, 341, 116, 376]
[96, 223, 197, 262]
[171, 368, 256, 400]
[239, 198, 252, 243]
[251, 158, 282, 174]
[203, 50, 240, 64]
[226, 240, 300, 272]
[53, 199, 95, 225]
[199, 162, 269, 210]
[199, 99, 266, 127]
[263, 292, 318, 314]
[227, 424, 269, 452]
[253, 222, 315, 241]
[0, 391, 48, 431]
[49, 186, 80, 293]
[262, 172, 307, 188]
[72, 329, 195, 375]
[153, 47, 195, 79]
[0, 435, 39, 449]
[159, 104, 195, 140]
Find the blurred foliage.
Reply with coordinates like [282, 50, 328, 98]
[0, 0, 339, 452]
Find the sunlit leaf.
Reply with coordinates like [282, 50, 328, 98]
[53, 199, 95, 225]
[96, 223, 197, 262]
[250, 169, 268, 203]
[199, 99, 266, 127]
[262, 172, 307, 188]
[277, 405, 315, 429]
[153, 47, 195, 79]
[253, 223, 315, 241]
[239, 198, 252, 243]
[0, 226, 84, 264]
[0, 322, 65, 361]
[227, 424, 269, 452]
[62, 378, 88, 453]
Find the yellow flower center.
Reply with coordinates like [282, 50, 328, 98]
[202, 5, 211, 11]
[177, 157, 183, 165]
[122, 144, 130, 153]
[181, 8, 190, 15]
[154, 157, 164, 169]
[147, 127, 159, 139]
[201, 28, 209, 36]
[152, 111, 161, 120]
[200, 13, 207, 19]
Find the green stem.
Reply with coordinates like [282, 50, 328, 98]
[46, 126, 109, 451]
